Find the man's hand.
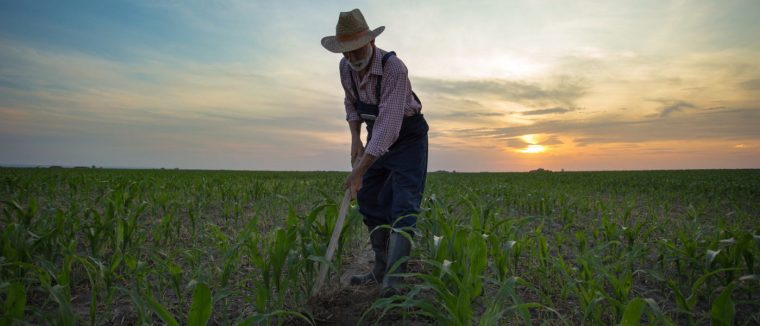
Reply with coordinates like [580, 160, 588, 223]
[344, 169, 363, 193]
[344, 153, 377, 193]
[351, 138, 365, 165]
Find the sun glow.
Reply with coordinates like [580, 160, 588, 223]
[521, 134, 539, 144]
[518, 145, 546, 154]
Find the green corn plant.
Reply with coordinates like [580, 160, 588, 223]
[144, 290, 179, 326]
[571, 255, 605, 323]
[156, 212, 176, 245]
[576, 230, 588, 253]
[536, 232, 550, 269]
[68, 254, 104, 326]
[297, 202, 331, 290]
[710, 283, 735, 326]
[84, 208, 107, 257]
[236, 310, 315, 326]
[602, 270, 633, 321]
[619, 297, 673, 326]
[657, 267, 740, 324]
[622, 220, 646, 246]
[371, 222, 488, 325]
[1, 261, 51, 321]
[298, 193, 357, 290]
[243, 212, 301, 320]
[707, 233, 757, 283]
[168, 261, 183, 306]
[362, 260, 459, 325]
[479, 276, 567, 325]
[529, 230, 558, 306]
[1, 282, 26, 325]
[49, 284, 76, 326]
[489, 237, 513, 282]
[551, 253, 577, 301]
[105, 188, 148, 255]
[123, 286, 150, 324]
[187, 203, 201, 239]
[188, 282, 213, 326]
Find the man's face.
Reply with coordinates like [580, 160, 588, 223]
[343, 41, 373, 72]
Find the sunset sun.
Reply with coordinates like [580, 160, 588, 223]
[518, 145, 546, 154]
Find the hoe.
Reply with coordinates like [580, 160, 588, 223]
[312, 187, 352, 296]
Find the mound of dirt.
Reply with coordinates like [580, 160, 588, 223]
[308, 245, 381, 325]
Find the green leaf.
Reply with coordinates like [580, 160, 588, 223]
[710, 284, 735, 326]
[115, 220, 125, 253]
[50, 284, 76, 326]
[235, 310, 314, 326]
[4, 282, 26, 320]
[168, 261, 182, 278]
[188, 283, 212, 326]
[144, 293, 179, 326]
[620, 298, 646, 326]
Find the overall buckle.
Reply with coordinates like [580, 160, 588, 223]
[360, 114, 377, 121]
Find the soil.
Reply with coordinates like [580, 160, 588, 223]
[307, 244, 383, 325]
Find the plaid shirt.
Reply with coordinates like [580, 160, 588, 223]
[340, 47, 422, 157]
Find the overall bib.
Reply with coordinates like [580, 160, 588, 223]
[350, 51, 429, 231]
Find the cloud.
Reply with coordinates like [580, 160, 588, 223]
[543, 135, 564, 145]
[739, 78, 760, 90]
[506, 138, 529, 148]
[659, 101, 696, 117]
[504, 134, 563, 148]
[0, 38, 351, 170]
[450, 107, 760, 146]
[445, 111, 503, 118]
[414, 76, 587, 107]
[521, 107, 574, 115]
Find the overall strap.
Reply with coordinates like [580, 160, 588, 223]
[349, 51, 422, 107]
[376, 51, 396, 101]
[347, 62, 360, 101]
[377, 51, 422, 107]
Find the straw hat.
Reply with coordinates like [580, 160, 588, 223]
[321, 9, 385, 53]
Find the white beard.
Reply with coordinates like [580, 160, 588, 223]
[349, 58, 370, 71]
[349, 47, 372, 71]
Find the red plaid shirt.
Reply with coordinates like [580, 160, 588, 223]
[340, 47, 422, 157]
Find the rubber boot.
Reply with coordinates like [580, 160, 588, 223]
[380, 231, 412, 297]
[350, 227, 389, 285]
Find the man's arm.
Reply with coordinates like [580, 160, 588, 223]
[340, 58, 364, 166]
[349, 120, 364, 165]
[346, 120, 374, 193]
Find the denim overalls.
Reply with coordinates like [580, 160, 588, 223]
[349, 51, 429, 230]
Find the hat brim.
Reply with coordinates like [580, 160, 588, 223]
[321, 26, 384, 53]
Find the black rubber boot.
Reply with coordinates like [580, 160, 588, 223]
[350, 226, 389, 285]
[380, 231, 412, 297]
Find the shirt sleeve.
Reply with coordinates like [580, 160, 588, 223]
[364, 57, 409, 157]
[339, 59, 361, 122]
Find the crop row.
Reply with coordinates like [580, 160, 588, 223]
[1, 168, 758, 324]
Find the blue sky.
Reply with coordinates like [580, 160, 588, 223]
[1, 0, 759, 171]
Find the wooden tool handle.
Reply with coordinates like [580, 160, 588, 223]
[312, 187, 352, 296]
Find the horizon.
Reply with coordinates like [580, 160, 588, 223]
[1, 163, 758, 174]
[1, 1, 759, 171]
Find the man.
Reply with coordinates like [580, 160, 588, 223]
[321, 9, 428, 297]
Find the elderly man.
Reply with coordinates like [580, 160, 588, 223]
[321, 9, 428, 296]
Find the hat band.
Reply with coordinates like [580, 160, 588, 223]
[336, 29, 369, 42]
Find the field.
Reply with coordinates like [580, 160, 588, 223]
[1, 168, 759, 325]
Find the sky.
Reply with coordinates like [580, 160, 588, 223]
[1, 0, 759, 172]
